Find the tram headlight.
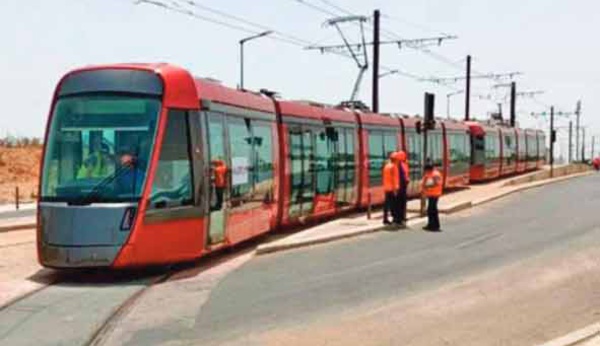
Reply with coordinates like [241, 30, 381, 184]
[120, 207, 137, 231]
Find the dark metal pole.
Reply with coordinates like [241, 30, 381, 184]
[240, 41, 245, 89]
[464, 55, 471, 121]
[421, 124, 428, 217]
[582, 127, 586, 162]
[549, 107, 556, 177]
[420, 93, 434, 216]
[372, 9, 380, 113]
[576, 100, 581, 161]
[510, 81, 516, 127]
[592, 136, 595, 160]
[568, 121, 573, 163]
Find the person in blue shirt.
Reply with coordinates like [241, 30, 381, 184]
[116, 153, 145, 196]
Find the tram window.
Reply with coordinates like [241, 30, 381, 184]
[427, 132, 443, 168]
[345, 129, 356, 199]
[289, 128, 303, 215]
[315, 128, 334, 194]
[406, 131, 422, 182]
[335, 128, 347, 204]
[472, 135, 485, 165]
[149, 110, 194, 209]
[302, 128, 315, 204]
[227, 117, 254, 200]
[368, 131, 384, 186]
[41, 95, 160, 202]
[252, 122, 274, 192]
[383, 132, 398, 154]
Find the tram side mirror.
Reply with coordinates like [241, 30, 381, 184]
[415, 121, 422, 134]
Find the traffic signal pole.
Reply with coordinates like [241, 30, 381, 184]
[371, 9, 380, 113]
[464, 55, 471, 121]
[421, 93, 435, 216]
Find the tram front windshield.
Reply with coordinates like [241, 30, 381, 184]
[41, 95, 160, 203]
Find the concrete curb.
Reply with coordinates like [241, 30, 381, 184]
[256, 225, 386, 255]
[256, 171, 594, 256]
[537, 322, 600, 346]
[473, 171, 593, 206]
[256, 216, 428, 255]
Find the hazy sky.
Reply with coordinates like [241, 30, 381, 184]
[2, 0, 598, 158]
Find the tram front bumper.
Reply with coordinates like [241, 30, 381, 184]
[40, 243, 122, 268]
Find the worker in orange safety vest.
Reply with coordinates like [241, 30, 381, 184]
[394, 150, 410, 227]
[382, 152, 400, 226]
[421, 159, 443, 231]
[212, 159, 228, 210]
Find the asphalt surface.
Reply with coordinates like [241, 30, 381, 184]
[2, 174, 599, 345]
[121, 174, 600, 345]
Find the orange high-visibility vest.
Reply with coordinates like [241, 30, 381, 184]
[421, 169, 443, 197]
[383, 161, 400, 192]
[214, 163, 227, 188]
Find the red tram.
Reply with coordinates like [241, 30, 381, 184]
[466, 122, 546, 182]
[37, 63, 543, 268]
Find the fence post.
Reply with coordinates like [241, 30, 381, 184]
[15, 186, 20, 210]
[367, 191, 372, 220]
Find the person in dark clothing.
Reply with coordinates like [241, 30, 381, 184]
[394, 151, 410, 227]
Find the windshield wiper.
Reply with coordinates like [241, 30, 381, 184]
[68, 164, 132, 206]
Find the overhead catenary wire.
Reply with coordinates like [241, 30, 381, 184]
[135, 0, 429, 83]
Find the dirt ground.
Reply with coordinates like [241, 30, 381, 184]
[0, 146, 42, 204]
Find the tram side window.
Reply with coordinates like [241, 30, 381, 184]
[368, 131, 384, 186]
[252, 122, 274, 199]
[383, 132, 398, 156]
[472, 135, 485, 165]
[149, 110, 194, 209]
[345, 129, 356, 197]
[427, 132, 443, 168]
[227, 118, 254, 200]
[315, 127, 335, 194]
[406, 131, 422, 182]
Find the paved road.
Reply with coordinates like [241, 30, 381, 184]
[112, 174, 600, 345]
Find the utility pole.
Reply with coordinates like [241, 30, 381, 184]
[510, 81, 516, 127]
[421, 92, 435, 216]
[372, 9, 380, 113]
[239, 31, 273, 90]
[550, 106, 555, 177]
[575, 100, 581, 161]
[464, 55, 471, 121]
[592, 136, 595, 160]
[582, 127, 586, 162]
[568, 121, 573, 163]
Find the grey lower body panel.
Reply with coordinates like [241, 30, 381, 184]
[40, 243, 122, 268]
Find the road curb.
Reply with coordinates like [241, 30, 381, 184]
[257, 171, 593, 256]
[256, 225, 386, 255]
[537, 322, 600, 346]
[256, 217, 428, 256]
[473, 171, 593, 206]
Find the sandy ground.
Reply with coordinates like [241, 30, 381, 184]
[0, 229, 53, 308]
[0, 146, 42, 204]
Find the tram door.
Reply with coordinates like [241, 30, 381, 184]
[288, 126, 315, 218]
[206, 113, 227, 245]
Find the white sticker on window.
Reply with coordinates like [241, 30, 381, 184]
[231, 156, 249, 186]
